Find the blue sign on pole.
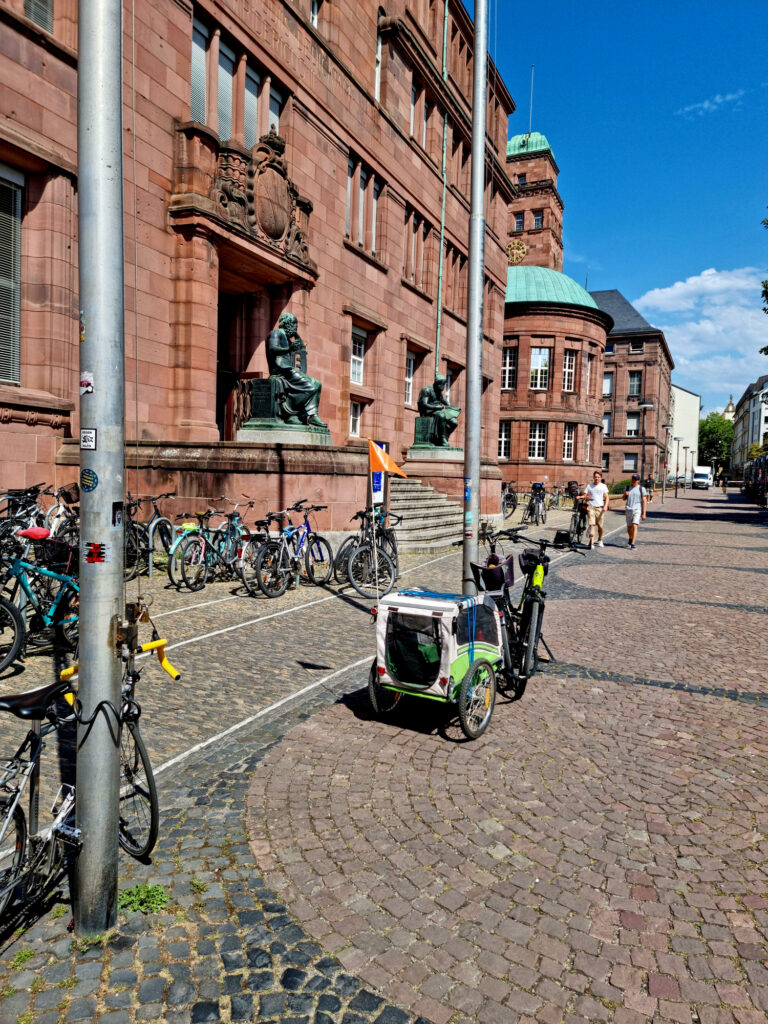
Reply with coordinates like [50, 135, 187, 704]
[372, 471, 384, 504]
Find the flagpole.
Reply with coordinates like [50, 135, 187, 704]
[370, 470, 378, 594]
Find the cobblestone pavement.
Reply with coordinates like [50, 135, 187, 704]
[1, 490, 767, 1024]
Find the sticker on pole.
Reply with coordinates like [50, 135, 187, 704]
[80, 468, 98, 492]
[79, 371, 94, 395]
[464, 477, 471, 502]
[80, 428, 97, 450]
[85, 541, 112, 564]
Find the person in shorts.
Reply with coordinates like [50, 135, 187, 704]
[578, 470, 609, 550]
[623, 473, 647, 549]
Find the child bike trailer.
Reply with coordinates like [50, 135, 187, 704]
[368, 589, 502, 739]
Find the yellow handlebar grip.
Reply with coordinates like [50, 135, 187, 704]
[138, 639, 181, 681]
[60, 664, 78, 682]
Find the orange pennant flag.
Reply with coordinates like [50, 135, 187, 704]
[368, 438, 407, 478]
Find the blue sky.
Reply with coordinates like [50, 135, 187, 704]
[480, 0, 768, 413]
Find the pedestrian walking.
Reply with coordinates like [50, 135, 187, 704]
[645, 476, 655, 502]
[623, 473, 647, 550]
[578, 470, 609, 549]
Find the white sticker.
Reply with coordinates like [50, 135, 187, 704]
[79, 371, 94, 395]
[80, 428, 97, 450]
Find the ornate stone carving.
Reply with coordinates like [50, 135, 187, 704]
[214, 146, 249, 229]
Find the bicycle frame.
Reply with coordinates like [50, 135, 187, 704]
[7, 558, 79, 629]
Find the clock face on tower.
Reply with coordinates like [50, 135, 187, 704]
[507, 239, 527, 265]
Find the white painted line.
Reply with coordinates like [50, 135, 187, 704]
[154, 594, 238, 618]
[153, 655, 371, 777]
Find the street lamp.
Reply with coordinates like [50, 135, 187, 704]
[683, 445, 689, 490]
[690, 451, 696, 489]
[674, 436, 683, 498]
[639, 401, 654, 492]
[661, 423, 671, 503]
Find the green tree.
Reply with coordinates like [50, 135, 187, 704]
[698, 411, 734, 468]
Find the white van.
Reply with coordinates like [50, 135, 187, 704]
[692, 466, 713, 489]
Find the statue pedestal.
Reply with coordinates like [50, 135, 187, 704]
[405, 444, 464, 460]
[237, 419, 332, 446]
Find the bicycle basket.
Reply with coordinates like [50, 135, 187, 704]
[34, 538, 79, 577]
[59, 482, 80, 505]
[519, 548, 549, 577]
[530, 481, 545, 493]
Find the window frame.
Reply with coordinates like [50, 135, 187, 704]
[602, 413, 611, 437]
[498, 421, 511, 460]
[0, 167, 23, 386]
[626, 412, 640, 438]
[623, 453, 638, 472]
[628, 370, 642, 397]
[562, 423, 575, 461]
[529, 347, 550, 391]
[350, 328, 366, 386]
[562, 350, 576, 392]
[349, 400, 362, 437]
[501, 347, 517, 391]
[404, 351, 416, 406]
[602, 372, 614, 397]
[528, 422, 546, 461]
[533, 210, 543, 230]
[514, 212, 524, 232]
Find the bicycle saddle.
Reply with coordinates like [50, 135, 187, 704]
[17, 526, 50, 540]
[0, 679, 74, 720]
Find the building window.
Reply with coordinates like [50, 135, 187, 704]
[518, 173, 526, 185]
[563, 424, 575, 461]
[191, 18, 209, 124]
[530, 348, 550, 390]
[533, 210, 543, 230]
[630, 339, 643, 352]
[562, 350, 576, 392]
[218, 41, 235, 141]
[402, 207, 430, 291]
[347, 156, 384, 255]
[404, 351, 415, 405]
[25, 0, 53, 32]
[269, 87, 283, 131]
[349, 401, 362, 437]
[501, 347, 517, 390]
[374, 30, 382, 100]
[410, 83, 417, 136]
[628, 370, 642, 397]
[602, 453, 610, 472]
[585, 428, 591, 463]
[626, 413, 639, 437]
[528, 423, 546, 460]
[350, 328, 366, 385]
[444, 368, 453, 404]
[602, 372, 613, 396]
[623, 453, 638, 472]
[585, 354, 593, 395]
[602, 413, 611, 436]
[605, 342, 614, 354]
[514, 212, 523, 232]
[244, 66, 261, 149]
[498, 421, 511, 459]
[0, 170, 22, 385]
[310, 0, 322, 28]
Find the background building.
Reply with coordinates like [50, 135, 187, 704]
[731, 374, 768, 477]
[499, 133, 612, 490]
[591, 290, 673, 486]
[669, 384, 702, 483]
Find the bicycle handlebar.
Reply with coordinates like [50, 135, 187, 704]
[59, 639, 181, 684]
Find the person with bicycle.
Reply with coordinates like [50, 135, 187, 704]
[623, 473, 647, 550]
[577, 470, 609, 550]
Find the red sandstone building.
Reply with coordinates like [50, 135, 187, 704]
[590, 291, 673, 487]
[0, 0, 515, 526]
[499, 133, 612, 491]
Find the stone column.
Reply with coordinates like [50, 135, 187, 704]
[171, 228, 220, 441]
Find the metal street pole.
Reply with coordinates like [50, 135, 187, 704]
[74, 0, 125, 933]
[660, 424, 670, 503]
[683, 446, 689, 491]
[639, 401, 653, 492]
[461, 0, 488, 594]
[674, 437, 682, 498]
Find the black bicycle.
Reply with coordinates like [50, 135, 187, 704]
[501, 483, 518, 519]
[568, 497, 589, 545]
[520, 482, 547, 526]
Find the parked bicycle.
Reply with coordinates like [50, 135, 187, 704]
[520, 482, 547, 526]
[501, 482, 518, 519]
[334, 507, 398, 599]
[568, 496, 589, 546]
[124, 492, 176, 581]
[0, 600, 179, 916]
[169, 505, 248, 593]
[245, 501, 334, 598]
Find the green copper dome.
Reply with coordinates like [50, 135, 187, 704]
[506, 266, 598, 309]
[507, 131, 554, 160]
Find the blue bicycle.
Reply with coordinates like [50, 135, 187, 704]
[248, 500, 333, 598]
[2, 527, 79, 656]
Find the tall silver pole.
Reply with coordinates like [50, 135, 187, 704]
[461, 0, 488, 594]
[75, 0, 125, 933]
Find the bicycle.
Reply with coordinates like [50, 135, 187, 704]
[520, 483, 546, 526]
[0, 527, 78, 660]
[0, 601, 180, 915]
[339, 507, 397, 599]
[568, 497, 589, 545]
[501, 483, 518, 519]
[546, 486, 564, 511]
[174, 506, 250, 592]
[124, 492, 176, 581]
[247, 501, 334, 598]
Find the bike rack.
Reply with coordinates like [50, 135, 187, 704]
[146, 517, 176, 578]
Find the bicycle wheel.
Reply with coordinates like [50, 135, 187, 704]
[239, 537, 266, 595]
[568, 512, 579, 544]
[154, 519, 173, 554]
[522, 601, 541, 679]
[347, 545, 395, 600]
[0, 796, 26, 916]
[502, 491, 517, 519]
[124, 523, 146, 582]
[305, 534, 333, 585]
[520, 504, 531, 526]
[379, 531, 400, 579]
[167, 535, 191, 587]
[180, 536, 208, 592]
[54, 587, 79, 653]
[0, 596, 24, 673]
[576, 514, 587, 545]
[367, 658, 402, 716]
[118, 721, 159, 859]
[458, 659, 496, 740]
[540, 502, 547, 525]
[255, 540, 292, 598]
[333, 536, 357, 584]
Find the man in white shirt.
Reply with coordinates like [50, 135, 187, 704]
[579, 470, 609, 550]
[623, 473, 647, 550]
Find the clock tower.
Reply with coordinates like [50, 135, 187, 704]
[506, 132, 563, 271]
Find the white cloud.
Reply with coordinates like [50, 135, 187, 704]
[674, 88, 746, 117]
[633, 267, 768, 407]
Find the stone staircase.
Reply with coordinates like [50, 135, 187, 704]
[388, 477, 464, 553]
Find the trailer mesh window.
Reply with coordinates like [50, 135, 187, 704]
[385, 612, 441, 685]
